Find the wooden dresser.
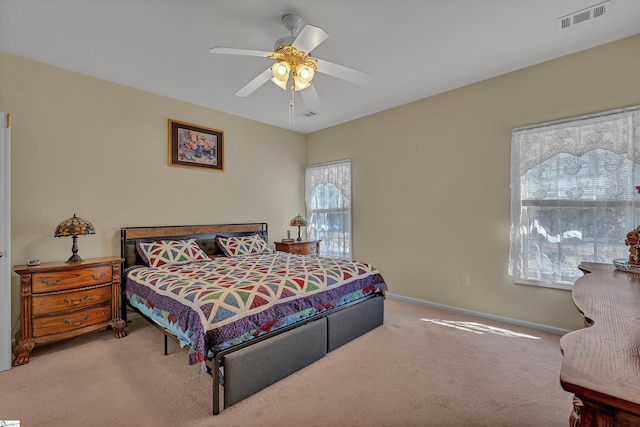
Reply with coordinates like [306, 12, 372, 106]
[274, 240, 321, 255]
[13, 256, 126, 366]
[560, 262, 640, 426]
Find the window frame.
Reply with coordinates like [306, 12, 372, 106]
[305, 159, 352, 259]
[509, 105, 640, 289]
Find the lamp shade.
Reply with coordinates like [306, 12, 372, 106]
[54, 214, 95, 263]
[55, 214, 95, 237]
[294, 63, 314, 91]
[290, 214, 307, 227]
[271, 61, 290, 90]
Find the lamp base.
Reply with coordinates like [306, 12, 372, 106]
[296, 226, 302, 241]
[66, 235, 84, 263]
[66, 254, 84, 263]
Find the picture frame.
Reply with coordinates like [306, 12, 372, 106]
[168, 119, 224, 171]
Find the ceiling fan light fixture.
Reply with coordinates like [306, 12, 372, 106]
[271, 61, 290, 90]
[294, 63, 314, 91]
[272, 61, 290, 79]
[294, 80, 309, 91]
[271, 76, 288, 90]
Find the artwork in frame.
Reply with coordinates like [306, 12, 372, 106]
[168, 119, 224, 171]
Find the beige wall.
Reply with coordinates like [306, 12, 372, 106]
[2, 34, 639, 335]
[306, 34, 640, 331]
[0, 53, 306, 331]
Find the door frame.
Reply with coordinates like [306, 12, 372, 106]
[1, 112, 12, 371]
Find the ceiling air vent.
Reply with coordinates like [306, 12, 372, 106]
[297, 110, 320, 119]
[557, 1, 609, 30]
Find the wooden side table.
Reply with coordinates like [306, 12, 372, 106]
[274, 240, 321, 255]
[12, 256, 126, 366]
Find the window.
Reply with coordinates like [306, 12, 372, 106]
[305, 160, 352, 258]
[509, 105, 640, 289]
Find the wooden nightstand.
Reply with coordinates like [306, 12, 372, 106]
[274, 240, 321, 255]
[12, 256, 126, 366]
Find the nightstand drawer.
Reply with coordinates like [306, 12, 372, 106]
[32, 285, 112, 316]
[32, 265, 112, 293]
[290, 242, 316, 254]
[32, 304, 112, 338]
[275, 240, 321, 255]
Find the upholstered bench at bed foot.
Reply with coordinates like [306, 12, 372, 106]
[224, 317, 328, 408]
[327, 295, 384, 352]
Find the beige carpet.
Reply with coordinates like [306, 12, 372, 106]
[0, 298, 573, 426]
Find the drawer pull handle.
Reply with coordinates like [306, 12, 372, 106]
[64, 315, 89, 326]
[92, 272, 106, 280]
[64, 294, 88, 305]
[41, 278, 61, 287]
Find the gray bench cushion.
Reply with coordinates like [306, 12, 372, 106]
[224, 317, 327, 407]
[327, 295, 384, 352]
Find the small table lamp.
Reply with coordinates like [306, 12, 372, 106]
[54, 214, 95, 263]
[290, 214, 307, 241]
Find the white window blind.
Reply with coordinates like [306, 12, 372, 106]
[509, 105, 640, 289]
[305, 160, 352, 259]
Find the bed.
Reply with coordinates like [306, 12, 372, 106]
[120, 222, 387, 414]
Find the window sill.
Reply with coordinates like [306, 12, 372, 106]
[514, 279, 573, 291]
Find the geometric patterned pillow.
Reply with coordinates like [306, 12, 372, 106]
[136, 238, 210, 267]
[215, 233, 272, 257]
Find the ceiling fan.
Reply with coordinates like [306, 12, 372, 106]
[209, 14, 372, 111]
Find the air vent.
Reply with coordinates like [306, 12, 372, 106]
[297, 110, 320, 119]
[557, 1, 609, 30]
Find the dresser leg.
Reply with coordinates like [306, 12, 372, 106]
[110, 317, 127, 338]
[570, 395, 583, 427]
[12, 336, 35, 366]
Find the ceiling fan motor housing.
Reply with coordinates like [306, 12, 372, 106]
[282, 14, 304, 34]
[275, 14, 304, 50]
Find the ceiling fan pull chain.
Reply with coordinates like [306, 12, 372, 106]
[289, 86, 295, 125]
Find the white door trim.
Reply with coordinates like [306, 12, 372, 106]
[1, 112, 12, 371]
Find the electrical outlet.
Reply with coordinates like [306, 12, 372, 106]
[461, 274, 470, 287]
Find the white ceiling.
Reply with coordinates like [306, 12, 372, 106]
[1, 0, 639, 134]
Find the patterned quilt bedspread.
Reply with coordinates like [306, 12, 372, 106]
[125, 252, 387, 364]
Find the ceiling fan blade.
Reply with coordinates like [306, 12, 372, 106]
[315, 58, 372, 87]
[292, 25, 329, 53]
[209, 46, 273, 58]
[300, 84, 322, 110]
[235, 68, 273, 97]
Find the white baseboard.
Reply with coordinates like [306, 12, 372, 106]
[386, 293, 570, 336]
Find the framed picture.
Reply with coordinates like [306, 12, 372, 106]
[168, 119, 224, 171]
